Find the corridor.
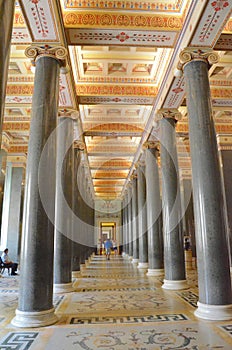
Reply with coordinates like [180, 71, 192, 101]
[0, 255, 232, 349]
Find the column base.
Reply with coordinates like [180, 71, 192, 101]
[162, 279, 189, 290]
[80, 264, 86, 270]
[185, 250, 193, 269]
[194, 301, 232, 321]
[147, 268, 164, 276]
[132, 258, 139, 265]
[123, 254, 129, 259]
[192, 257, 197, 269]
[137, 262, 148, 269]
[11, 307, 58, 328]
[72, 271, 81, 278]
[53, 282, 74, 294]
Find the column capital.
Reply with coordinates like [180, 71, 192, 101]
[130, 173, 137, 181]
[178, 47, 218, 71]
[25, 45, 68, 70]
[143, 141, 159, 150]
[155, 108, 182, 122]
[1, 132, 11, 153]
[58, 109, 79, 119]
[74, 140, 85, 151]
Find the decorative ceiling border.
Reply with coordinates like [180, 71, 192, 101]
[162, 77, 185, 108]
[214, 33, 232, 50]
[3, 122, 30, 132]
[66, 28, 178, 47]
[63, 0, 185, 12]
[163, 80, 232, 109]
[76, 84, 158, 97]
[212, 99, 232, 107]
[11, 28, 32, 44]
[79, 96, 155, 104]
[177, 122, 232, 134]
[59, 74, 75, 108]
[63, 11, 183, 31]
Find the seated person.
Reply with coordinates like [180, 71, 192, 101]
[1, 248, 18, 276]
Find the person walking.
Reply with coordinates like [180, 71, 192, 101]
[104, 238, 113, 260]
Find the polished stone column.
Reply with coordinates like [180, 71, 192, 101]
[158, 109, 187, 289]
[145, 143, 164, 276]
[124, 194, 129, 256]
[181, 176, 196, 265]
[0, 1, 15, 142]
[1, 163, 23, 261]
[53, 115, 75, 293]
[137, 163, 148, 269]
[132, 177, 139, 264]
[217, 135, 232, 267]
[127, 186, 133, 259]
[180, 48, 232, 320]
[72, 142, 83, 277]
[122, 197, 126, 256]
[77, 162, 93, 264]
[12, 46, 67, 328]
[0, 149, 7, 230]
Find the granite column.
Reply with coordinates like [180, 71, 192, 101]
[11, 46, 67, 327]
[53, 115, 75, 293]
[137, 163, 148, 269]
[132, 177, 139, 264]
[145, 143, 164, 276]
[127, 186, 133, 259]
[158, 109, 187, 289]
[180, 48, 232, 320]
[72, 141, 84, 276]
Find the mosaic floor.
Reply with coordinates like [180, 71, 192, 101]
[0, 255, 232, 349]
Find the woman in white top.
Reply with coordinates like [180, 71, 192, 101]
[1, 248, 18, 275]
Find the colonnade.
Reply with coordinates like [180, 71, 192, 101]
[122, 48, 232, 321]
[0, 1, 95, 327]
[0, 2, 231, 329]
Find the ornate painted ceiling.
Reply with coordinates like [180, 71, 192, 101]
[3, 0, 232, 202]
